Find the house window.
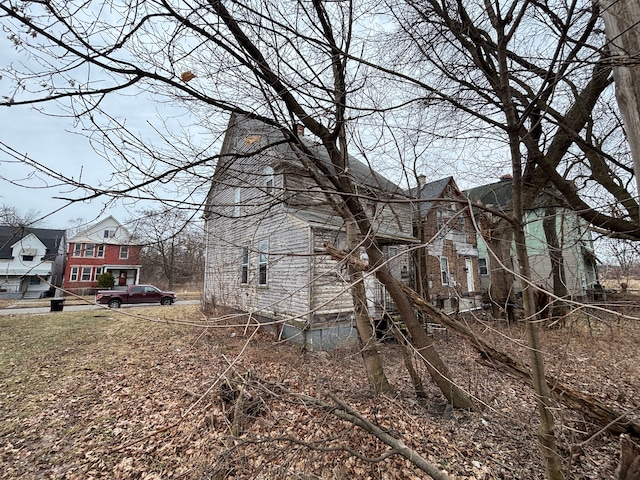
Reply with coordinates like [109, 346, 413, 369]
[104, 229, 115, 239]
[265, 166, 274, 196]
[30, 276, 40, 285]
[258, 240, 268, 286]
[436, 210, 444, 229]
[96, 245, 105, 257]
[84, 244, 95, 257]
[94, 267, 103, 281]
[70, 267, 79, 281]
[234, 187, 242, 217]
[440, 257, 450, 285]
[73, 244, 82, 257]
[119, 246, 129, 259]
[478, 258, 488, 276]
[241, 246, 249, 284]
[81, 267, 92, 281]
[22, 255, 34, 262]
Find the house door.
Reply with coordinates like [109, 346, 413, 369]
[118, 271, 127, 286]
[465, 258, 474, 293]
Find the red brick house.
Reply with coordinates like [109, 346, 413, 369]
[63, 216, 142, 294]
[411, 176, 480, 312]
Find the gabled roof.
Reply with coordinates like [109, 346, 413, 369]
[409, 176, 461, 217]
[209, 113, 408, 202]
[69, 216, 133, 244]
[464, 178, 513, 211]
[0, 225, 66, 261]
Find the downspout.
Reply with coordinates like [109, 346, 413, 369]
[306, 224, 313, 349]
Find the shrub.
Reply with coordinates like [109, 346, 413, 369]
[96, 272, 115, 289]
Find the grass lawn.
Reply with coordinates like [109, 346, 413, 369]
[0, 305, 223, 479]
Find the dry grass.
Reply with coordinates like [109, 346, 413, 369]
[1, 302, 638, 479]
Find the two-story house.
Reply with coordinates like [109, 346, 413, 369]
[465, 176, 598, 299]
[410, 176, 480, 312]
[203, 114, 417, 350]
[0, 226, 66, 299]
[63, 216, 142, 295]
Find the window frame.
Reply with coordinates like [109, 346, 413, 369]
[81, 267, 92, 282]
[264, 166, 274, 196]
[119, 245, 129, 260]
[234, 187, 242, 217]
[241, 246, 249, 285]
[93, 267, 103, 281]
[440, 256, 450, 285]
[84, 244, 95, 257]
[478, 258, 489, 276]
[257, 240, 268, 286]
[70, 267, 79, 281]
[72, 244, 82, 257]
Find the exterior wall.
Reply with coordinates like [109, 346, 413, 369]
[63, 243, 142, 292]
[63, 216, 142, 293]
[475, 209, 598, 298]
[0, 234, 54, 298]
[418, 195, 480, 311]
[204, 115, 416, 349]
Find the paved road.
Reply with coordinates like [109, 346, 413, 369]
[0, 300, 200, 316]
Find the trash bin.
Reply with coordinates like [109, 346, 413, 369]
[50, 298, 65, 312]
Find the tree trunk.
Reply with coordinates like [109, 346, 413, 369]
[401, 284, 640, 439]
[365, 246, 474, 409]
[484, 218, 517, 323]
[325, 242, 474, 409]
[543, 206, 570, 323]
[598, 0, 640, 223]
[346, 220, 393, 394]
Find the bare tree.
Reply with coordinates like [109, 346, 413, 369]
[129, 208, 204, 290]
[0, 204, 42, 227]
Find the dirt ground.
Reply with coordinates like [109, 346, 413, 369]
[1, 301, 638, 479]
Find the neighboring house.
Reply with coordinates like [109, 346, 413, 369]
[203, 114, 417, 350]
[63, 216, 142, 294]
[410, 176, 480, 312]
[465, 176, 599, 299]
[0, 226, 66, 299]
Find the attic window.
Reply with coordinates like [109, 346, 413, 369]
[22, 255, 35, 262]
[104, 229, 116, 238]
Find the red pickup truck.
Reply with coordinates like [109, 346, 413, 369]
[96, 284, 177, 308]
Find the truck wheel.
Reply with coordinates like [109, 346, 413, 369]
[108, 299, 122, 308]
[161, 297, 173, 305]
